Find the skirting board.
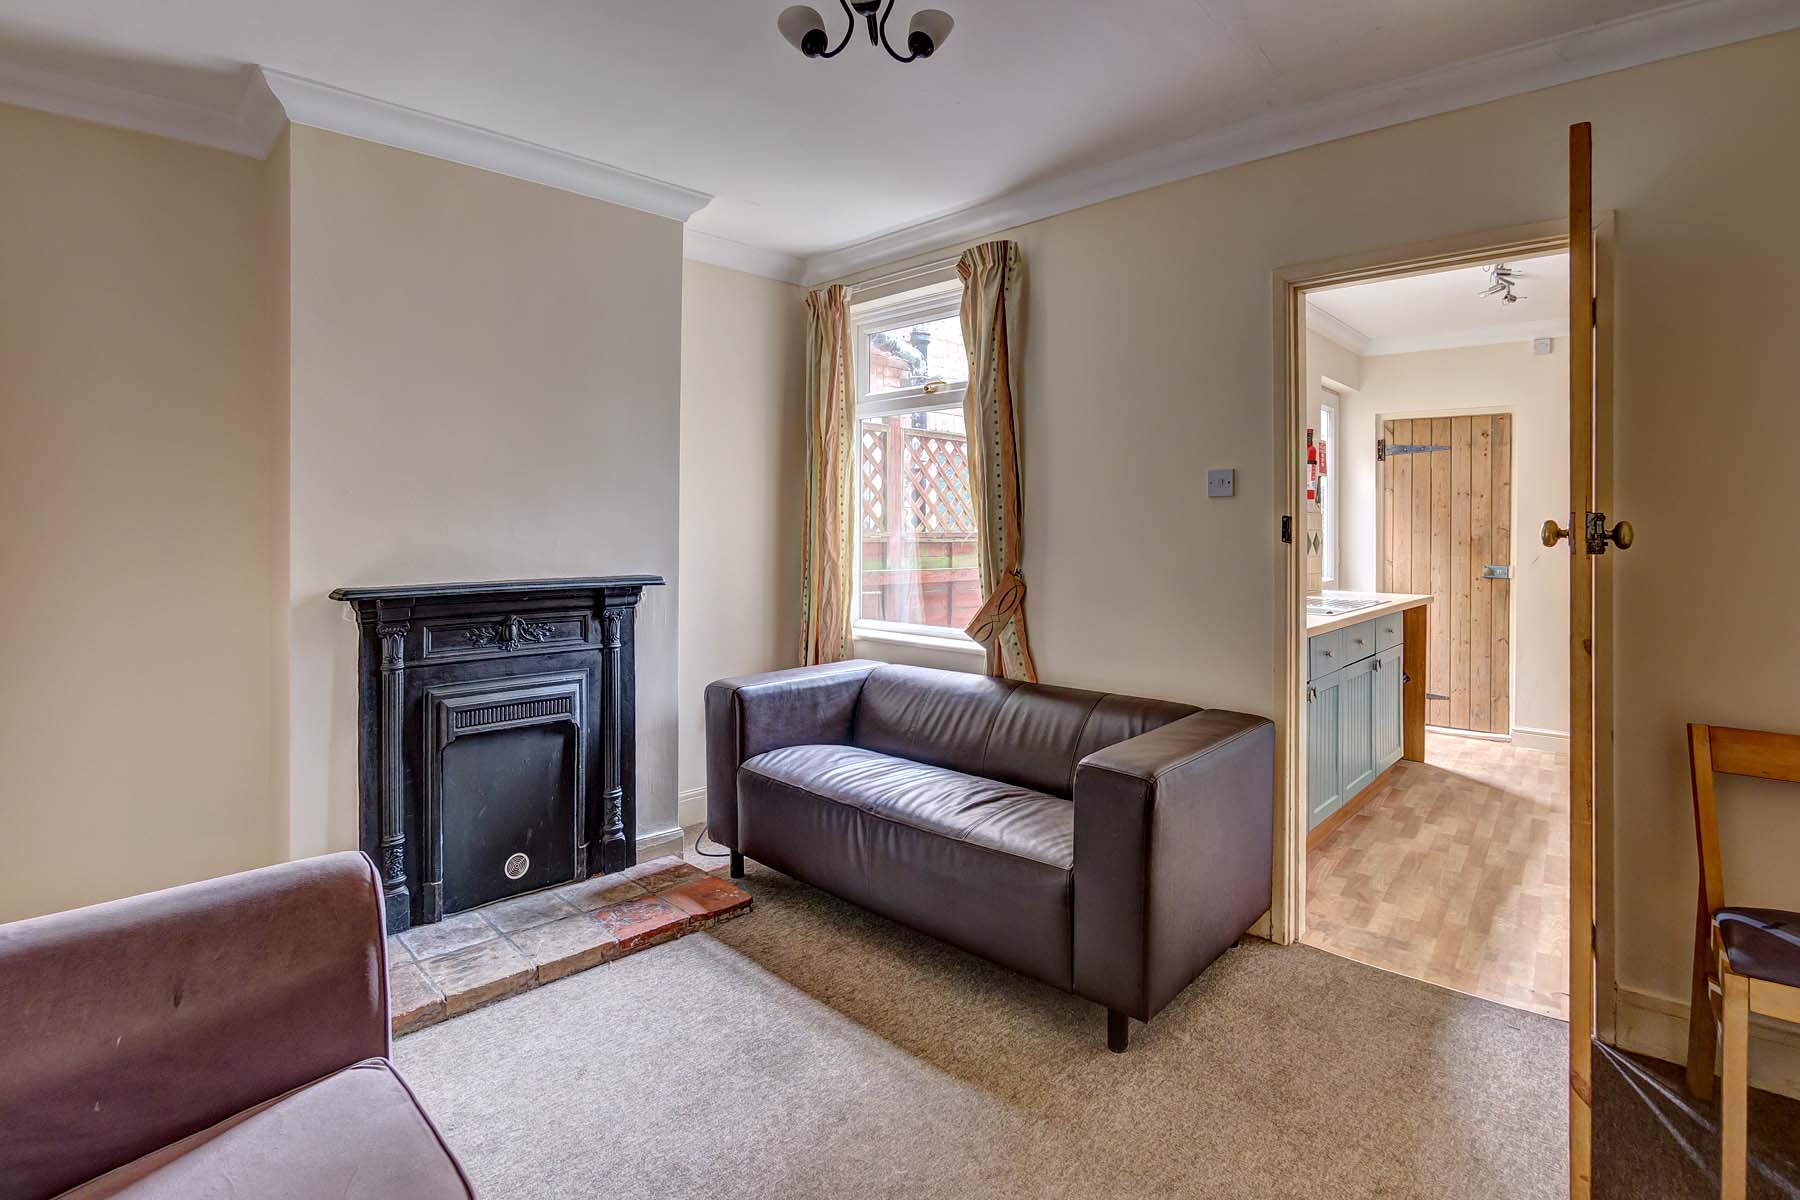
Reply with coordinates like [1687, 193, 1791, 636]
[678, 786, 708, 832]
[636, 826, 684, 861]
[1613, 985, 1800, 1101]
[633, 790, 707, 860]
[1511, 725, 1572, 752]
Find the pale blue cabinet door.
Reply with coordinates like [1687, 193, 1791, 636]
[1306, 668, 1343, 829]
[1373, 645, 1404, 772]
[1337, 657, 1378, 802]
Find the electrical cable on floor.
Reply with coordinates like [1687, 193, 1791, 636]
[690, 826, 732, 858]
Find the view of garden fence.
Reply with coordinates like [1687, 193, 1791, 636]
[857, 413, 981, 630]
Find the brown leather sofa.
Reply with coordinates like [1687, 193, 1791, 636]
[706, 661, 1274, 1050]
[0, 853, 474, 1200]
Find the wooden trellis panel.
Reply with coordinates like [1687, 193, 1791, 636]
[900, 430, 975, 535]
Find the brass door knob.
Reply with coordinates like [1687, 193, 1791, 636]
[1606, 519, 1634, 550]
[1541, 519, 1571, 548]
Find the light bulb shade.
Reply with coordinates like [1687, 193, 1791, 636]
[779, 5, 829, 56]
[907, 9, 953, 56]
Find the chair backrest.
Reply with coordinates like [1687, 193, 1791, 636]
[1688, 723, 1800, 918]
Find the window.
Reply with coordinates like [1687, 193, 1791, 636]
[851, 286, 982, 645]
[1320, 394, 1338, 587]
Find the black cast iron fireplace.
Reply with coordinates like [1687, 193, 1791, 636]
[331, 576, 663, 931]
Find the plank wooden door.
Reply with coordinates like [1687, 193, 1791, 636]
[1379, 414, 1513, 734]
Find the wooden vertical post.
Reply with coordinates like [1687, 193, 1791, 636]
[1568, 119, 1596, 1200]
[1402, 604, 1427, 763]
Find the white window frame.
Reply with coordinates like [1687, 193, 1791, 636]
[1319, 393, 1339, 588]
[849, 283, 983, 653]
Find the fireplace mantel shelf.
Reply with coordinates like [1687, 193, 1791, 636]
[330, 575, 665, 603]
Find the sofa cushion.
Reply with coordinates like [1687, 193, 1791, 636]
[852, 664, 1199, 798]
[746, 743, 1074, 867]
[56, 1059, 473, 1200]
[737, 744, 1074, 988]
[852, 666, 1022, 781]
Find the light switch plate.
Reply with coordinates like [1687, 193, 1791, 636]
[1206, 468, 1235, 498]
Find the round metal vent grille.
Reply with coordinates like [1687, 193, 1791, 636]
[503, 852, 530, 881]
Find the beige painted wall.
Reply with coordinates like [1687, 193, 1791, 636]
[1336, 341, 1569, 737]
[0, 105, 276, 920]
[280, 126, 685, 858]
[824, 31, 1800, 1080]
[265, 128, 293, 864]
[676, 261, 805, 809]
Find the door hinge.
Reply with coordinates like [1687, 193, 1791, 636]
[1376, 438, 1385, 462]
[1281, 515, 1292, 544]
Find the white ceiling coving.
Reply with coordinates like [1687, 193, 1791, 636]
[1307, 253, 1571, 356]
[0, 1, 1796, 284]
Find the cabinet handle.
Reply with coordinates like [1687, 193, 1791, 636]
[1352, 638, 1366, 646]
[1372, 659, 1381, 671]
[1306, 686, 1317, 702]
[1322, 650, 1333, 658]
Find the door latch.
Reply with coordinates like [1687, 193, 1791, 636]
[1585, 511, 1634, 554]
[1542, 512, 1634, 553]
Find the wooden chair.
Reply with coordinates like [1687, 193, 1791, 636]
[1684, 723, 1800, 1199]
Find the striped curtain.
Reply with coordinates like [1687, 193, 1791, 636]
[958, 241, 1038, 682]
[799, 284, 856, 665]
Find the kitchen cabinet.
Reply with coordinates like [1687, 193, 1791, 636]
[1306, 616, 1405, 833]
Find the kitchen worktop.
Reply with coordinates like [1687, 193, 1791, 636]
[1304, 592, 1433, 636]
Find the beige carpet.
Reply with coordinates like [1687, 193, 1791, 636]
[396, 864, 1567, 1198]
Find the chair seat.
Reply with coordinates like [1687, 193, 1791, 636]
[1718, 907, 1800, 990]
[57, 1059, 472, 1199]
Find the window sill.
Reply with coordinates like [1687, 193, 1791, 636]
[851, 624, 986, 656]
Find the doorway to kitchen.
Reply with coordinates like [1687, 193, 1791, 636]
[1289, 245, 1572, 1019]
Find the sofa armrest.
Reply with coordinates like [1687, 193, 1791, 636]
[1071, 710, 1275, 1021]
[704, 661, 882, 849]
[0, 852, 391, 1200]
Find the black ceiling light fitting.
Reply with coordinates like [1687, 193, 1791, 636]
[779, 1, 954, 63]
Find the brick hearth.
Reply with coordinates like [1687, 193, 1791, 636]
[385, 856, 751, 1033]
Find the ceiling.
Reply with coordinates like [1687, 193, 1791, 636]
[1307, 252, 1570, 356]
[0, 1, 1791, 281]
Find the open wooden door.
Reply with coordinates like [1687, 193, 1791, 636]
[1548, 120, 1630, 1200]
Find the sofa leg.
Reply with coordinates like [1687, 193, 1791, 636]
[1107, 1009, 1130, 1053]
[729, 851, 744, 879]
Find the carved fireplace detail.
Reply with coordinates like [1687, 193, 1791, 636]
[331, 576, 663, 931]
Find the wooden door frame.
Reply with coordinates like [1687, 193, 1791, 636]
[1270, 215, 1611, 972]
[1375, 407, 1519, 739]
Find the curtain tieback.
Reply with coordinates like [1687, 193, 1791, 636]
[964, 569, 1027, 646]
